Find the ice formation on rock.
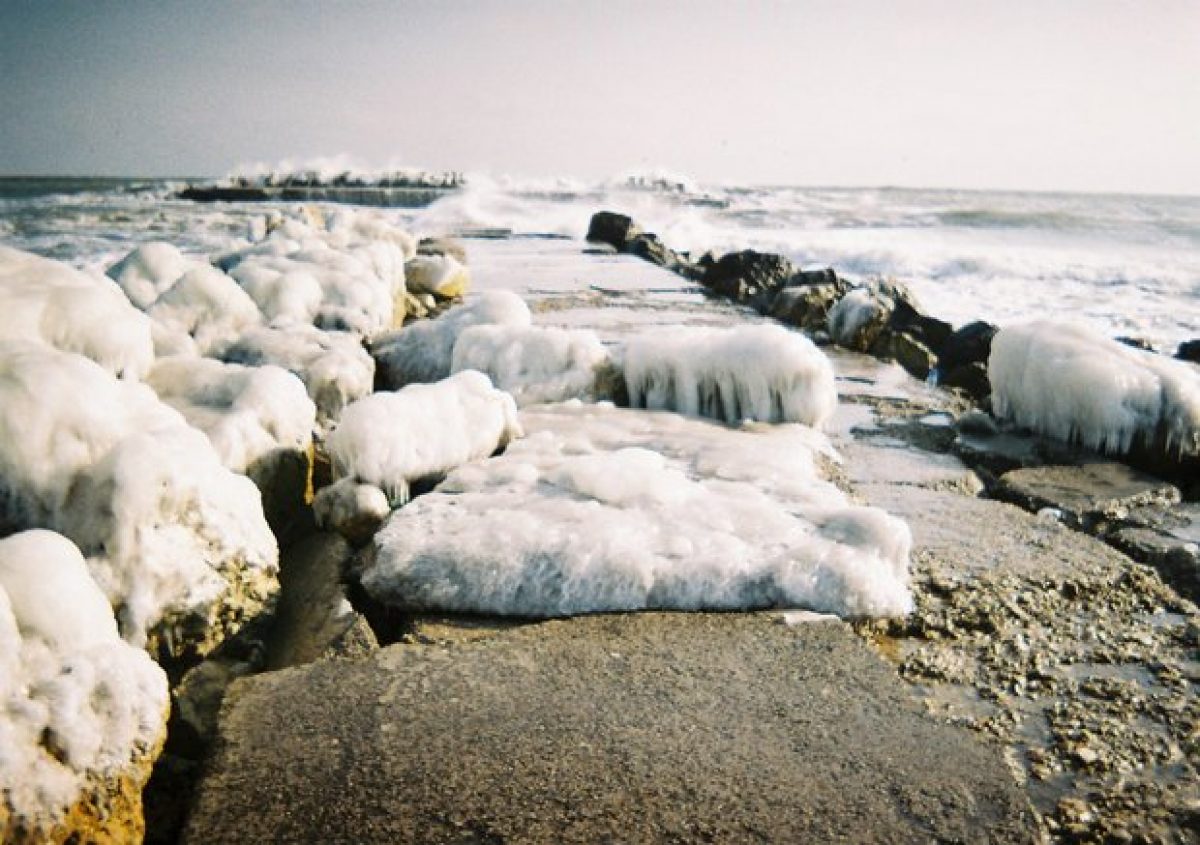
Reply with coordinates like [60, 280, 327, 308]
[219, 210, 408, 336]
[312, 478, 391, 546]
[0, 341, 278, 653]
[828, 288, 889, 350]
[364, 402, 912, 618]
[990, 321, 1200, 457]
[371, 290, 531, 389]
[451, 323, 609, 406]
[146, 264, 263, 357]
[326, 370, 522, 503]
[404, 254, 470, 298]
[146, 357, 315, 472]
[622, 324, 838, 427]
[220, 324, 374, 425]
[0, 246, 154, 380]
[0, 530, 168, 834]
[106, 241, 197, 310]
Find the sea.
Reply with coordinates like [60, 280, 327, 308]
[1, 174, 1197, 351]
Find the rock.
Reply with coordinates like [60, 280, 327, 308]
[768, 281, 842, 332]
[1115, 336, 1158, 353]
[939, 321, 998, 374]
[886, 332, 938, 380]
[956, 409, 1000, 437]
[403, 254, 470, 299]
[312, 478, 391, 546]
[246, 447, 315, 548]
[1177, 339, 1200, 364]
[585, 211, 642, 250]
[416, 236, 468, 264]
[941, 361, 991, 400]
[183, 614, 1037, 844]
[994, 462, 1181, 532]
[700, 250, 796, 302]
[829, 287, 894, 352]
[884, 298, 954, 354]
[1108, 525, 1200, 602]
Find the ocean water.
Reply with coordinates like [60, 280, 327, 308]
[1, 175, 1197, 350]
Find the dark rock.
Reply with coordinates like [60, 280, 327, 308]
[940, 321, 999, 373]
[886, 298, 954, 353]
[830, 289, 894, 352]
[994, 462, 1180, 532]
[1108, 523, 1200, 602]
[416, 237, 468, 264]
[1115, 336, 1158, 353]
[787, 267, 840, 288]
[585, 211, 642, 250]
[769, 280, 849, 331]
[701, 250, 796, 302]
[888, 332, 938, 380]
[1177, 339, 1200, 364]
[956, 409, 1000, 437]
[626, 232, 680, 268]
[941, 362, 991, 401]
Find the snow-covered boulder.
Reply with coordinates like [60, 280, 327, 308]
[106, 241, 197, 310]
[0, 530, 168, 842]
[312, 478, 391, 546]
[220, 324, 374, 425]
[326, 370, 522, 504]
[371, 290, 531, 390]
[0, 341, 279, 661]
[990, 321, 1200, 459]
[220, 210, 408, 336]
[0, 246, 153, 380]
[404, 254, 470, 299]
[450, 324, 609, 406]
[363, 402, 913, 619]
[622, 324, 837, 427]
[828, 287, 892, 352]
[146, 264, 263, 357]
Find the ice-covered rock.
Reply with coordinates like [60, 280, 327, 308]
[220, 210, 408, 336]
[363, 402, 913, 618]
[0, 246, 154, 380]
[451, 324, 609, 406]
[326, 370, 522, 504]
[828, 287, 892, 352]
[220, 324, 374, 425]
[990, 321, 1200, 458]
[312, 478, 391, 546]
[622, 324, 837, 427]
[146, 265, 263, 357]
[404, 254, 470, 299]
[106, 241, 196, 310]
[371, 290, 531, 390]
[0, 342, 279, 660]
[0, 530, 168, 842]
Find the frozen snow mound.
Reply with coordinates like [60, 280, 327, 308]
[219, 324, 374, 425]
[219, 209, 408, 336]
[364, 402, 913, 619]
[0, 246, 154, 380]
[371, 290, 531, 390]
[0, 341, 279, 657]
[106, 241, 197, 310]
[146, 357, 315, 472]
[451, 323, 609, 406]
[0, 530, 168, 838]
[146, 264, 263, 357]
[622, 324, 838, 427]
[990, 321, 1200, 458]
[326, 370, 522, 504]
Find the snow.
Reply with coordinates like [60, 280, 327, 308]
[146, 357, 315, 472]
[364, 402, 913, 618]
[451, 323, 609, 405]
[219, 324, 374, 424]
[990, 321, 1200, 457]
[326, 370, 523, 504]
[0, 246, 154, 380]
[106, 242, 196, 310]
[0, 530, 168, 827]
[312, 477, 391, 540]
[622, 324, 838, 427]
[0, 341, 278, 645]
[219, 209, 409, 336]
[371, 290, 531, 389]
[146, 265, 263, 357]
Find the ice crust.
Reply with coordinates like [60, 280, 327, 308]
[147, 357, 316, 472]
[219, 324, 374, 424]
[220, 211, 408, 336]
[0, 246, 154, 380]
[106, 242, 197, 310]
[0, 530, 168, 826]
[451, 323, 609, 405]
[146, 264, 264, 357]
[990, 321, 1200, 457]
[326, 370, 523, 503]
[623, 324, 838, 427]
[371, 290, 531, 389]
[365, 402, 913, 619]
[0, 341, 278, 645]
[828, 288, 887, 348]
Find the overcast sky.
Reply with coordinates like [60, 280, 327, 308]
[1, 0, 1197, 193]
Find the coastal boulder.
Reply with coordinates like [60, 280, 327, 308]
[404, 255, 470, 300]
[585, 211, 642, 251]
[312, 478, 391, 546]
[1177, 339, 1200, 364]
[700, 250, 796, 303]
[828, 288, 893, 352]
[106, 242, 196, 310]
[416, 236, 468, 264]
[769, 271, 851, 333]
[938, 321, 999, 399]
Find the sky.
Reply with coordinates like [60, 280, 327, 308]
[1, 0, 1197, 194]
